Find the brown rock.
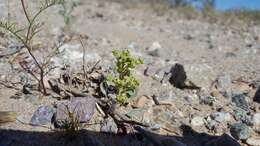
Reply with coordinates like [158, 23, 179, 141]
[132, 95, 151, 108]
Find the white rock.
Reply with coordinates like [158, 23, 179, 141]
[253, 113, 260, 127]
[246, 138, 260, 146]
[150, 41, 162, 50]
[191, 116, 205, 127]
[211, 112, 232, 122]
[185, 63, 216, 89]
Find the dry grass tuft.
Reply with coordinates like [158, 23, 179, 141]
[0, 111, 17, 124]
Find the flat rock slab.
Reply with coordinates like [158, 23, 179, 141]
[55, 96, 96, 124]
[30, 106, 56, 126]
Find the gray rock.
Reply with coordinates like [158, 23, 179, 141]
[150, 124, 161, 131]
[30, 106, 56, 126]
[253, 86, 260, 103]
[253, 113, 260, 127]
[246, 137, 260, 146]
[144, 64, 158, 77]
[211, 112, 232, 123]
[191, 116, 205, 127]
[234, 109, 253, 126]
[146, 41, 162, 57]
[232, 94, 249, 112]
[158, 90, 176, 103]
[216, 74, 232, 98]
[100, 116, 117, 133]
[184, 94, 199, 103]
[230, 123, 251, 140]
[126, 108, 147, 121]
[148, 49, 160, 57]
[205, 119, 218, 131]
[200, 96, 216, 106]
[205, 134, 241, 146]
[55, 96, 96, 127]
[185, 63, 216, 89]
[155, 65, 173, 83]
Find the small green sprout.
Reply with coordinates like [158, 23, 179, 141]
[108, 49, 143, 105]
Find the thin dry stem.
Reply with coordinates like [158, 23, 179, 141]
[79, 36, 87, 79]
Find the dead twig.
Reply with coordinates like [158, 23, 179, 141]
[79, 35, 87, 79]
[0, 80, 21, 90]
[88, 59, 101, 74]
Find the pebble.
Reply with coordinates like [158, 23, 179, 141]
[216, 74, 232, 98]
[150, 124, 161, 131]
[148, 49, 160, 57]
[246, 137, 260, 146]
[211, 112, 232, 123]
[232, 94, 249, 112]
[158, 90, 176, 103]
[132, 95, 151, 108]
[253, 113, 260, 127]
[200, 96, 215, 106]
[30, 106, 56, 126]
[148, 42, 162, 57]
[183, 34, 193, 40]
[126, 108, 147, 121]
[191, 116, 205, 127]
[205, 117, 218, 130]
[149, 41, 162, 51]
[144, 64, 158, 77]
[230, 123, 251, 140]
[184, 94, 199, 103]
[100, 116, 117, 133]
[234, 109, 253, 126]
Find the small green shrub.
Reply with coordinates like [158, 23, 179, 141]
[108, 49, 143, 105]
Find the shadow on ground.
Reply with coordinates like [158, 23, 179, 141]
[0, 125, 241, 146]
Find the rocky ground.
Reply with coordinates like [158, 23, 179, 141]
[0, 0, 260, 146]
